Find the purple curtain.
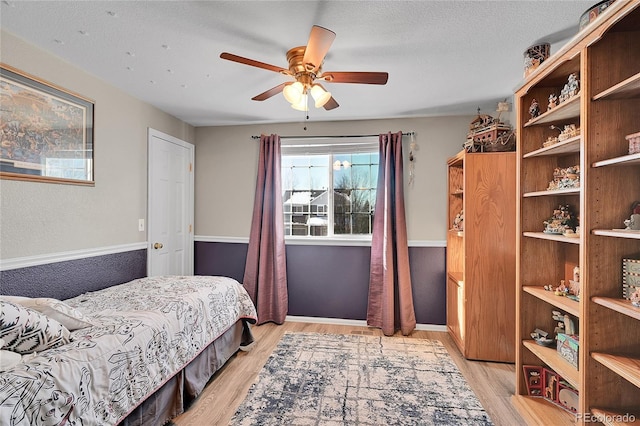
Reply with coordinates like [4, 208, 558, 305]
[243, 134, 288, 325]
[367, 131, 416, 336]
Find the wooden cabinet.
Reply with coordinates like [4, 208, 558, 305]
[513, 2, 640, 424]
[446, 149, 516, 362]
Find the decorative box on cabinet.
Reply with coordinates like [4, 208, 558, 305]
[513, 2, 640, 425]
[446, 149, 516, 363]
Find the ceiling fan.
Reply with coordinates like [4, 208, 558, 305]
[219, 25, 388, 111]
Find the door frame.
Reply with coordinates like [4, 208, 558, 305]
[147, 128, 195, 276]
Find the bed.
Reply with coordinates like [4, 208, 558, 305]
[0, 275, 257, 426]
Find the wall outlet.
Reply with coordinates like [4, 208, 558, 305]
[138, 219, 145, 232]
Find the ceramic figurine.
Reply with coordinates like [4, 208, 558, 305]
[631, 288, 640, 308]
[529, 99, 541, 119]
[624, 214, 640, 230]
[568, 266, 580, 298]
[559, 73, 580, 103]
[544, 204, 577, 234]
[531, 328, 554, 346]
[554, 280, 569, 296]
[547, 165, 580, 191]
[548, 93, 558, 109]
[624, 202, 640, 231]
[558, 124, 580, 142]
[563, 314, 576, 335]
[453, 210, 464, 231]
[567, 73, 579, 96]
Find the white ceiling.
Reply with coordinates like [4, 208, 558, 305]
[0, 0, 599, 127]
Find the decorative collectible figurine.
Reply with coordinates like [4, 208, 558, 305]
[631, 288, 640, 308]
[567, 73, 580, 96]
[529, 98, 541, 118]
[568, 266, 580, 299]
[543, 204, 578, 234]
[559, 73, 580, 103]
[453, 210, 464, 231]
[547, 165, 580, 190]
[548, 93, 558, 109]
[624, 201, 640, 230]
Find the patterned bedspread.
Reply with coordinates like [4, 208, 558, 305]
[0, 275, 257, 425]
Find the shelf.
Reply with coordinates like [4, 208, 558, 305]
[592, 229, 640, 240]
[511, 395, 576, 426]
[523, 136, 581, 158]
[524, 94, 581, 127]
[448, 229, 464, 237]
[591, 408, 640, 426]
[524, 286, 580, 317]
[448, 271, 463, 285]
[591, 352, 640, 388]
[593, 72, 640, 101]
[523, 187, 580, 197]
[593, 297, 640, 321]
[523, 340, 580, 389]
[523, 232, 581, 244]
[592, 153, 640, 168]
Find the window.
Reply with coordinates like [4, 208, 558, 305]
[281, 138, 379, 238]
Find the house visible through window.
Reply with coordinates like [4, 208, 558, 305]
[281, 137, 379, 238]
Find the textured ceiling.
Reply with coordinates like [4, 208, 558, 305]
[0, 0, 600, 127]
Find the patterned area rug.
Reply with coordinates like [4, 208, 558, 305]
[231, 332, 493, 425]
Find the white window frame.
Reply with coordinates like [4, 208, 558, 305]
[281, 136, 379, 244]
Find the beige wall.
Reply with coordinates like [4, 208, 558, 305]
[1, 29, 509, 260]
[0, 31, 195, 259]
[194, 116, 474, 242]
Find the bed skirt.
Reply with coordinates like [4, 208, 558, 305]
[118, 319, 254, 426]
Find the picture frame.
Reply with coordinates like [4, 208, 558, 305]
[0, 63, 94, 185]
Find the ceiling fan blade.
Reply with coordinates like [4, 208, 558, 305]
[302, 25, 336, 73]
[220, 52, 289, 74]
[252, 82, 288, 101]
[323, 96, 339, 110]
[321, 71, 388, 85]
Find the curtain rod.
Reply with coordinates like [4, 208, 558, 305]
[251, 131, 415, 140]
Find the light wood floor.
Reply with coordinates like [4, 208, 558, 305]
[172, 321, 525, 426]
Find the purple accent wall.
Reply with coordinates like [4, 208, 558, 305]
[194, 241, 446, 325]
[0, 249, 147, 300]
[0, 243, 446, 325]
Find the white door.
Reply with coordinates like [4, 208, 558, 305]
[147, 128, 194, 276]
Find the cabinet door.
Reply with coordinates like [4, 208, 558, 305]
[465, 152, 516, 362]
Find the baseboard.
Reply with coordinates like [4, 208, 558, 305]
[285, 315, 447, 332]
[415, 323, 447, 332]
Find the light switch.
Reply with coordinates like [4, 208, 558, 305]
[138, 219, 145, 231]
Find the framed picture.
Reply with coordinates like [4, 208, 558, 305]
[0, 63, 94, 185]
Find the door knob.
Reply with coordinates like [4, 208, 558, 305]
[153, 242, 164, 249]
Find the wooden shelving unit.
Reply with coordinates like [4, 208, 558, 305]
[513, 2, 640, 424]
[446, 149, 516, 362]
[590, 408, 640, 426]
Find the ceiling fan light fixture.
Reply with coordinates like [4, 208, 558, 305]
[283, 81, 304, 104]
[310, 84, 331, 108]
[291, 93, 308, 111]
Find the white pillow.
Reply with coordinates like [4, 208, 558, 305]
[1, 296, 93, 331]
[0, 300, 70, 354]
[0, 349, 22, 372]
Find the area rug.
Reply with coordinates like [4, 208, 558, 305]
[230, 332, 493, 425]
